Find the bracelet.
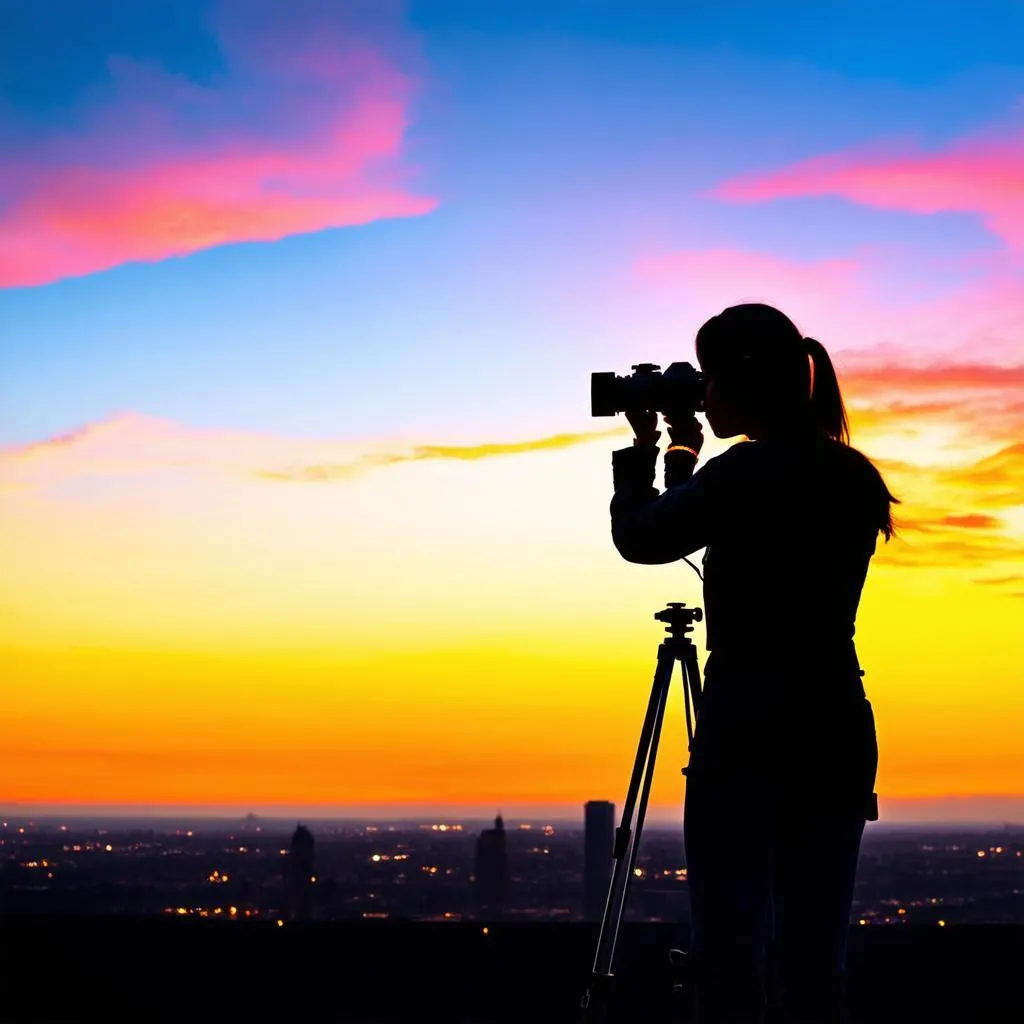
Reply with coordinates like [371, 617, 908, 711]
[666, 445, 699, 458]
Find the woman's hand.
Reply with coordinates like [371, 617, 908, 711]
[625, 408, 660, 446]
[664, 411, 705, 455]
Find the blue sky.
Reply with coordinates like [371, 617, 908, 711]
[2, 0, 1021, 445]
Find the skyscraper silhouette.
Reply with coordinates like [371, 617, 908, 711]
[473, 813, 509, 920]
[286, 824, 315, 921]
[584, 800, 615, 921]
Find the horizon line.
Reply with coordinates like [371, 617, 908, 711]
[4, 799, 1023, 829]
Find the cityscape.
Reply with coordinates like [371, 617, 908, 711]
[4, 807, 1022, 927]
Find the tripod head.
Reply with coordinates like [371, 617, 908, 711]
[654, 602, 703, 639]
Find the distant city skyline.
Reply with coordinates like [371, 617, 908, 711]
[5, 814, 1021, 926]
[4, 795, 1024, 826]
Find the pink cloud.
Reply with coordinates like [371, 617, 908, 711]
[839, 360, 1024, 395]
[713, 131, 1024, 249]
[0, 3, 436, 289]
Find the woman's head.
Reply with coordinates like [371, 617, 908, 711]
[695, 302, 898, 540]
[695, 303, 849, 444]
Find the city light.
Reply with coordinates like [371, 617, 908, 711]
[9, 818, 1023, 930]
[938, 920, 947, 927]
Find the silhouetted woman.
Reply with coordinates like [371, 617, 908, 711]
[610, 303, 896, 1024]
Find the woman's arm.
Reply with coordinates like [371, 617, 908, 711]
[609, 435, 714, 564]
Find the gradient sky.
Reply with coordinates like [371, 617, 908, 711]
[2, 0, 1023, 822]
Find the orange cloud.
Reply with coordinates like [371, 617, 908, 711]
[938, 514, 1003, 529]
[842, 361, 1024, 444]
[945, 443, 1024, 503]
[713, 130, 1024, 249]
[0, 3, 435, 288]
[871, 442, 1024, 570]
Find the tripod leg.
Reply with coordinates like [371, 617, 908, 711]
[619, 660, 669, 919]
[581, 640, 676, 1022]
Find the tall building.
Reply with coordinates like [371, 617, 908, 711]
[584, 800, 615, 921]
[286, 824, 315, 921]
[473, 813, 509, 920]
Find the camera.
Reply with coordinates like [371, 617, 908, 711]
[591, 362, 705, 417]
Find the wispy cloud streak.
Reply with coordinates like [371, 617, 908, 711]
[257, 429, 628, 482]
[0, 414, 629, 491]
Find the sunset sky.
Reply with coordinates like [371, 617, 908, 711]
[2, 0, 1022, 823]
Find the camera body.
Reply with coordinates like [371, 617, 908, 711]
[591, 362, 705, 417]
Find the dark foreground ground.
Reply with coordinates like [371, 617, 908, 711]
[3, 918, 1022, 1022]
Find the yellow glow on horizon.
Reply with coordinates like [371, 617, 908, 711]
[1, 418, 1022, 815]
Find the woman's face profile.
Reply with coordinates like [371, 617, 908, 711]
[702, 371, 749, 439]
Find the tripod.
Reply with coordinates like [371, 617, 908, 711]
[579, 602, 704, 1023]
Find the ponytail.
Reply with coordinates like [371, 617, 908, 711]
[803, 336, 899, 540]
[804, 337, 850, 446]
